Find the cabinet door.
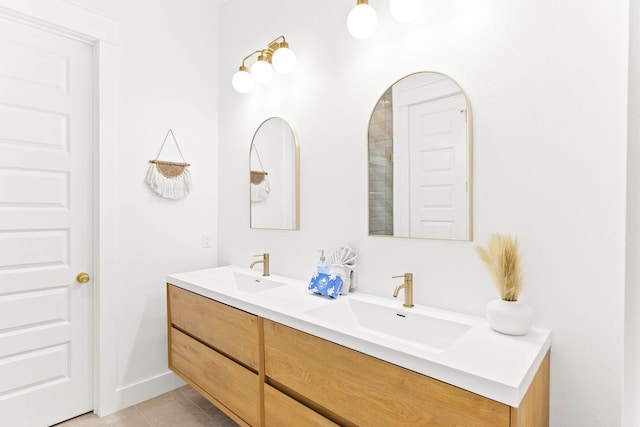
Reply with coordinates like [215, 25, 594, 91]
[264, 384, 339, 427]
[170, 327, 260, 427]
[168, 284, 259, 369]
[264, 320, 510, 427]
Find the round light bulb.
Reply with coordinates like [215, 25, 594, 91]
[347, 3, 377, 39]
[232, 69, 254, 93]
[389, 0, 424, 23]
[272, 47, 297, 74]
[250, 59, 273, 84]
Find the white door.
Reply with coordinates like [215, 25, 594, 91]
[392, 72, 470, 239]
[0, 15, 94, 427]
[408, 94, 468, 238]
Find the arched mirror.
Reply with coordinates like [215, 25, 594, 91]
[368, 72, 472, 240]
[250, 117, 300, 230]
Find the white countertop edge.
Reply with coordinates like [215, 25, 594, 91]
[167, 267, 552, 408]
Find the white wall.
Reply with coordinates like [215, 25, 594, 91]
[218, 1, 628, 426]
[74, 0, 221, 413]
[625, 1, 640, 425]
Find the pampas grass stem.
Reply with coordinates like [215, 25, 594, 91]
[476, 234, 523, 301]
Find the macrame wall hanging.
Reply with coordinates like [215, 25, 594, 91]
[250, 143, 270, 202]
[145, 129, 192, 199]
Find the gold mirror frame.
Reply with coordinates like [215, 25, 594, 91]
[367, 71, 473, 240]
[250, 117, 300, 230]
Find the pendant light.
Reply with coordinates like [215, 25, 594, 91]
[389, 0, 424, 23]
[347, 0, 378, 39]
[346, 0, 425, 38]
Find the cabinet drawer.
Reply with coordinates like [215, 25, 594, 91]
[167, 284, 259, 369]
[264, 384, 339, 427]
[170, 327, 260, 427]
[264, 319, 510, 427]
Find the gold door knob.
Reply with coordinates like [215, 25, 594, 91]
[76, 272, 90, 284]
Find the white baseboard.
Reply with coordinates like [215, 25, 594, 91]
[113, 370, 185, 413]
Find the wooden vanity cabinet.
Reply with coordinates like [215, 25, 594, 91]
[264, 384, 339, 427]
[168, 284, 259, 369]
[167, 285, 260, 427]
[167, 284, 549, 427]
[263, 319, 550, 427]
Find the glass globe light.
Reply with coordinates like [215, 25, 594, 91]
[250, 56, 273, 85]
[231, 67, 253, 93]
[347, 2, 377, 39]
[389, 0, 424, 23]
[272, 44, 297, 74]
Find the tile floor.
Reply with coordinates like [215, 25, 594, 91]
[54, 386, 238, 427]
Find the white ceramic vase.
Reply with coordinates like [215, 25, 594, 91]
[486, 299, 533, 335]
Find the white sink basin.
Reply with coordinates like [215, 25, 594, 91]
[231, 272, 286, 293]
[181, 269, 287, 294]
[303, 298, 471, 353]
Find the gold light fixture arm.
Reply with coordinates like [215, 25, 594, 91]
[267, 35, 286, 51]
[238, 36, 292, 69]
[239, 50, 263, 71]
[268, 35, 286, 46]
[267, 35, 291, 57]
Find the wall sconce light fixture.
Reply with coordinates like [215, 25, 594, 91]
[232, 35, 297, 93]
[347, 0, 424, 38]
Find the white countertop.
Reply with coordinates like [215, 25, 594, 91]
[167, 265, 551, 408]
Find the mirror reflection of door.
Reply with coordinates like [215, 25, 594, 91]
[368, 72, 472, 240]
[250, 117, 300, 230]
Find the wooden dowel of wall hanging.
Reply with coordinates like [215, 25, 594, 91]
[149, 160, 191, 167]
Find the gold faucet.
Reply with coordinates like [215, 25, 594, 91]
[250, 253, 270, 276]
[392, 273, 414, 308]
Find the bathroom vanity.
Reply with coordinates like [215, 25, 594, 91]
[167, 266, 551, 427]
